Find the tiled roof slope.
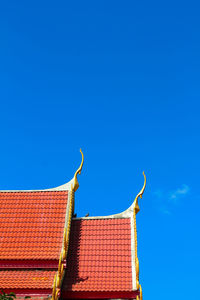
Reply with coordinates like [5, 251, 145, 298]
[0, 191, 68, 260]
[62, 218, 133, 294]
[0, 270, 57, 289]
[0, 190, 70, 299]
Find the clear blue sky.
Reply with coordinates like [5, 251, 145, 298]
[0, 1, 199, 299]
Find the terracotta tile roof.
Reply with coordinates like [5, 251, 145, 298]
[62, 218, 133, 292]
[15, 298, 49, 300]
[0, 270, 56, 289]
[0, 191, 68, 260]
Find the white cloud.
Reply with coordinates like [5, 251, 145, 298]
[153, 189, 163, 199]
[169, 184, 190, 202]
[153, 184, 190, 214]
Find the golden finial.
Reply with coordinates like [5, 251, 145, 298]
[134, 172, 146, 214]
[73, 149, 84, 191]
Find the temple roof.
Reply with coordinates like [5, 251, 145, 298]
[0, 188, 71, 298]
[0, 150, 85, 299]
[0, 151, 145, 300]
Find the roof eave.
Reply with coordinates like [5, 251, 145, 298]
[61, 290, 139, 299]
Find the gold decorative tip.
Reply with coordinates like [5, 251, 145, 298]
[73, 149, 84, 191]
[134, 172, 146, 214]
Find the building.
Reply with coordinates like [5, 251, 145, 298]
[0, 150, 146, 300]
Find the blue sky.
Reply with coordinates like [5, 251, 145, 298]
[0, 1, 199, 299]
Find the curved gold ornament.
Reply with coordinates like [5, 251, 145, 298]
[134, 205, 140, 290]
[133, 172, 146, 297]
[60, 263, 64, 277]
[52, 274, 57, 300]
[140, 284, 143, 300]
[73, 149, 84, 191]
[55, 289, 60, 300]
[136, 256, 139, 288]
[134, 171, 146, 214]
[52, 183, 75, 300]
[58, 253, 62, 277]
[62, 248, 66, 260]
[56, 275, 61, 289]
[63, 228, 67, 252]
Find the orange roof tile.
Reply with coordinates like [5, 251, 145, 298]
[0, 191, 68, 260]
[62, 218, 133, 292]
[15, 298, 49, 300]
[0, 270, 56, 289]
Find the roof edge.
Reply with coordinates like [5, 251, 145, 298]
[0, 149, 84, 193]
[73, 203, 134, 220]
[74, 172, 146, 220]
[0, 177, 75, 192]
[61, 291, 139, 299]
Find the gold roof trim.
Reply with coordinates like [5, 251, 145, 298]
[52, 189, 75, 300]
[133, 172, 146, 296]
[133, 171, 146, 214]
[73, 149, 84, 192]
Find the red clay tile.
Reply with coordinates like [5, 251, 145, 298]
[62, 218, 133, 292]
[0, 191, 68, 260]
[0, 270, 56, 289]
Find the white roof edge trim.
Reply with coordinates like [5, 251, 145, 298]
[130, 213, 137, 290]
[73, 202, 135, 220]
[0, 177, 75, 192]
